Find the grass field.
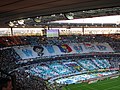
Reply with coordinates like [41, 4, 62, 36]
[62, 76, 120, 90]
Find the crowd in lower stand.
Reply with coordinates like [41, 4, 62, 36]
[0, 34, 120, 90]
[15, 57, 120, 79]
[10, 56, 120, 90]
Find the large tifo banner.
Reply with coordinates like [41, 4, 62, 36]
[13, 43, 114, 59]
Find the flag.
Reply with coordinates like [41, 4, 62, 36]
[57, 44, 72, 53]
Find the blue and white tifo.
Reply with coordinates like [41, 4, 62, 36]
[13, 42, 114, 59]
[54, 71, 118, 84]
[22, 57, 119, 84]
[9, 42, 119, 85]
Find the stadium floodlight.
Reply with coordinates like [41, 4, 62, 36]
[64, 12, 74, 20]
[51, 14, 56, 17]
[8, 21, 14, 27]
[14, 25, 17, 27]
[34, 17, 42, 23]
[60, 13, 63, 16]
[18, 19, 24, 25]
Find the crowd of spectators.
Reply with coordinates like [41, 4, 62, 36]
[10, 56, 120, 90]
[0, 34, 120, 46]
[11, 70, 48, 90]
[0, 48, 21, 72]
[0, 34, 120, 90]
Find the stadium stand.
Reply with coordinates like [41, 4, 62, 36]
[0, 34, 120, 90]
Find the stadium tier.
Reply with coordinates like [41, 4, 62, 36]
[0, 35, 120, 90]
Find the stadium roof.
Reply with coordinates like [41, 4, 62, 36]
[0, 0, 120, 27]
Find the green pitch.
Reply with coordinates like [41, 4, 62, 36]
[62, 76, 120, 90]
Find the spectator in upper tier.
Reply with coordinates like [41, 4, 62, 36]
[0, 78, 12, 90]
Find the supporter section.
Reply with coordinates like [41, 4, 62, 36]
[18, 57, 117, 80]
[0, 34, 120, 90]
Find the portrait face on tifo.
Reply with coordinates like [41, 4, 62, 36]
[33, 46, 44, 56]
[34, 48, 42, 53]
